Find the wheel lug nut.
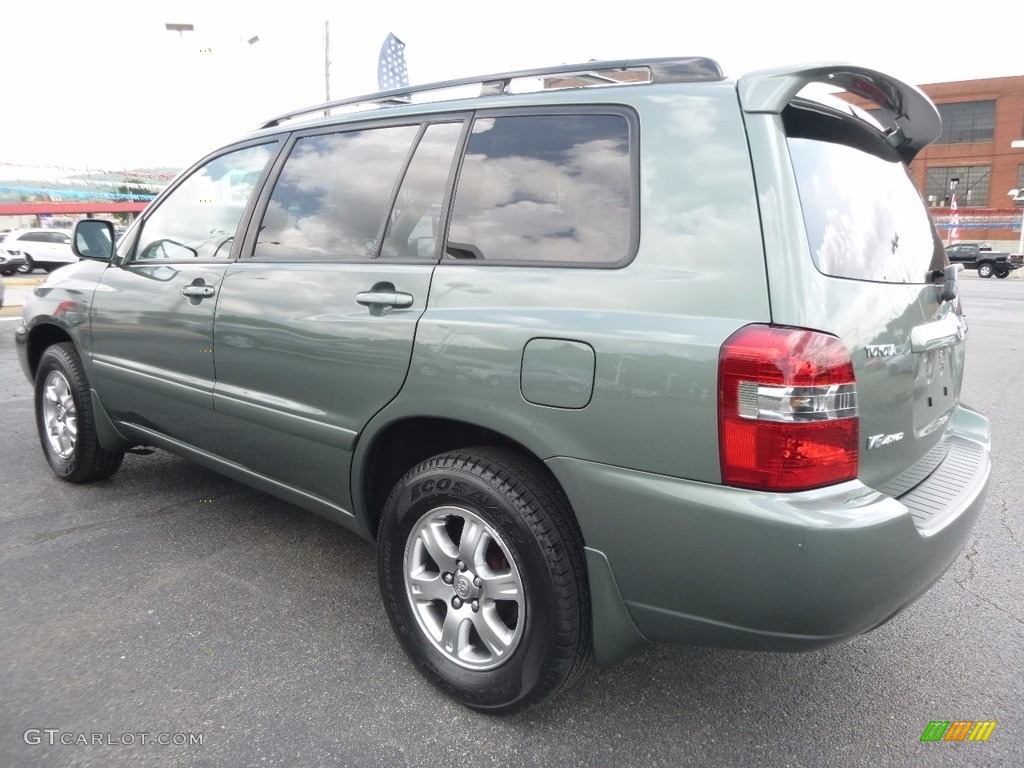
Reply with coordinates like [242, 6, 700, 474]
[471, 600, 480, 612]
[473, 576, 482, 588]
[442, 572, 453, 585]
[452, 597, 464, 609]
[457, 560, 467, 572]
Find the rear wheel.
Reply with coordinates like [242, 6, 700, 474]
[977, 262, 994, 278]
[35, 343, 124, 482]
[378, 448, 591, 714]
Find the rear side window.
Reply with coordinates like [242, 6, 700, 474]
[788, 110, 945, 283]
[379, 122, 464, 259]
[446, 112, 635, 265]
[254, 124, 420, 260]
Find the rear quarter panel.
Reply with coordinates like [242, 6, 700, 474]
[370, 83, 771, 483]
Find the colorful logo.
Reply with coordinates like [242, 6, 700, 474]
[921, 720, 997, 742]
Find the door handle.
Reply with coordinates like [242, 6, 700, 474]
[356, 285, 414, 316]
[181, 285, 216, 298]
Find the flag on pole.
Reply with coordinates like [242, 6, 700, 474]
[948, 193, 960, 244]
[378, 33, 409, 91]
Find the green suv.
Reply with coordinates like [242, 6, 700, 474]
[15, 57, 991, 713]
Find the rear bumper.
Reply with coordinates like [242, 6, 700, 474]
[548, 405, 990, 654]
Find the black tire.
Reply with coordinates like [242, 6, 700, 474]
[35, 343, 124, 483]
[378, 448, 591, 714]
[995, 269, 1009, 278]
[17, 255, 34, 274]
[977, 262, 994, 278]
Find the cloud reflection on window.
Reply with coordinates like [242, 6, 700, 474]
[447, 115, 633, 264]
[256, 125, 420, 260]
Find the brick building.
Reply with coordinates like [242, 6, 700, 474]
[909, 75, 1024, 249]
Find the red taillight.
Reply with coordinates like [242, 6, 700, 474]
[718, 325, 859, 491]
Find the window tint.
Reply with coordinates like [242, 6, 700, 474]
[447, 113, 633, 264]
[254, 124, 420, 260]
[135, 143, 276, 261]
[790, 137, 945, 283]
[50, 232, 71, 244]
[22, 232, 48, 243]
[379, 122, 463, 259]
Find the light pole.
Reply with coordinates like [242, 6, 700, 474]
[1011, 140, 1024, 255]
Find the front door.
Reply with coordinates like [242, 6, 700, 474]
[88, 142, 280, 448]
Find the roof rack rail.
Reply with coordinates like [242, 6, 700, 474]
[260, 56, 723, 129]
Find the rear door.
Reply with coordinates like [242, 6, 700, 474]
[741, 68, 963, 492]
[208, 118, 466, 513]
[785, 122, 961, 490]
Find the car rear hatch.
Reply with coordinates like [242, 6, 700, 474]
[737, 65, 971, 500]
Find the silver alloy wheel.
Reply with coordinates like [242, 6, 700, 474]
[404, 505, 525, 671]
[42, 369, 78, 459]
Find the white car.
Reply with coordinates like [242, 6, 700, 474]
[2, 229, 77, 273]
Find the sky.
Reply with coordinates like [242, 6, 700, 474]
[2, 0, 1022, 173]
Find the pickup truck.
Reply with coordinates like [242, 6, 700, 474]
[945, 242, 1024, 278]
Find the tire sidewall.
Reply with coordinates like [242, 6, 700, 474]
[379, 461, 562, 712]
[35, 347, 85, 479]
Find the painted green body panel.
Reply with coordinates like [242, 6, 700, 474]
[548, 404, 989, 650]
[88, 262, 228, 449]
[206, 262, 434, 513]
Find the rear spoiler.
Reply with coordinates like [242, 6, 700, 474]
[737, 64, 941, 163]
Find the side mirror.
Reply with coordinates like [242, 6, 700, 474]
[72, 220, 115, 261]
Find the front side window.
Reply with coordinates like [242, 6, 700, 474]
[446, 113, 634, 265]
[134, 143, 276, 261]
[254, 124, 420, 260]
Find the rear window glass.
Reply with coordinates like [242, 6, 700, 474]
[789, 137, 945, 283]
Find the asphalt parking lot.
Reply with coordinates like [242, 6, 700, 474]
[1, 277, 1022, 767]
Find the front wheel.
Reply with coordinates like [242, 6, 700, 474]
[378, 448, 591, 714]
[977, 262, 994, 278]
[17, 254, 34, 274]
[995, 268, 1009, 278]
[35, 343, 124, 482]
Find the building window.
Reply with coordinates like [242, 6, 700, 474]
[935, 101, 995, 144]
[925, 166, 990, 207]
[1016, 164, 1024, 207]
